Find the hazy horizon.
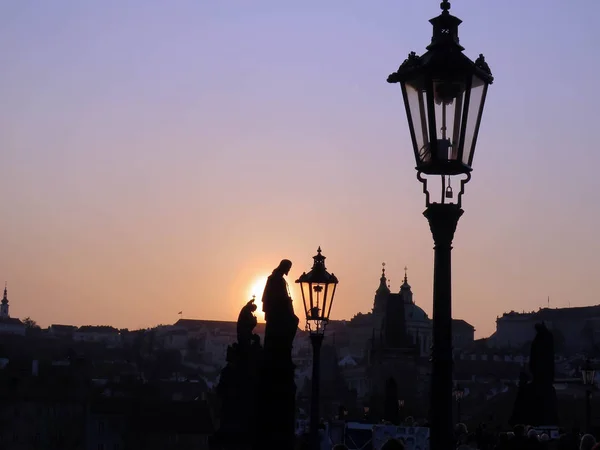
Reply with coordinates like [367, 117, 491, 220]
[2, 1, 599, 338]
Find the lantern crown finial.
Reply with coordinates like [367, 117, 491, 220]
[440, 0, 451, 13]
[313, 246, 326, 268]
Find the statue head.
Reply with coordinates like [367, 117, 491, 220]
[246, 299, 257, 313]
[273, 259, 292, 276]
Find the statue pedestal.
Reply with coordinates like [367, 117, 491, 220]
[215, 341, 262, 450]
[253, 316, 299, 450]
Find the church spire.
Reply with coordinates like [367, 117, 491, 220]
[400, 266, 414, 304]
[377, 263, 391, 294]
[373, 263, 391, 316]
[0, 282, 8, 318]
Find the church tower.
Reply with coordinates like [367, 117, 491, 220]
[1, 283, 9, 318]
[367, 265, 421, 422]
[399, 267, 414, 305]
[372, 263, 390, 317]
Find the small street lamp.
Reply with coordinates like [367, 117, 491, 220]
[582, 359, 595, 433]
[296, 247, 339, 450]
[387, 2, 493, 450]
[398, 399, 405, 424]
[454, 384, 465, 423]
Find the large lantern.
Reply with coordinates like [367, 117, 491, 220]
[387, 0, 494, 177]
[295, 247, 338, 335]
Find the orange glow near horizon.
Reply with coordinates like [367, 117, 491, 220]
[246, 274, 304, 324]
[248, 275, 268, 321]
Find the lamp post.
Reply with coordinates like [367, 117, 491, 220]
[398, 399, 405, 424]
[582, 359, 595, 433]
[296, 247, 339, 450]
[387, 2, 493, 450]
[454, 383, 465, 424]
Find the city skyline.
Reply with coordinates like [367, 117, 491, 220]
[2, 1, 599, 338]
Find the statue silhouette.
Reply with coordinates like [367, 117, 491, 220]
[237, 298, 258, 347]
[529, 322, 555, 386]
[262, 259, 299, 348]
[214, 298, 262, 449]
[253, 259, 299, 450]
[510, 322, 558, 426]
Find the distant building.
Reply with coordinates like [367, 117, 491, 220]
[328, 265, 475, 360]
[330, 264, 475, 414]
[48, 324, 77, 339]
[73, 326, 120, 345]
[0, 285, 25, 336]
[172, 317, 310, 369]
[489, 305, 600, 352]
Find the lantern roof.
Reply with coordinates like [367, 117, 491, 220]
[387, 1, 494, 86]
[295, 247, 339, 285]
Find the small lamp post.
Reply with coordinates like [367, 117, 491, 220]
[582, 359, 595, 433]
[454, 383, 465, 423]
[398, 399, 405, 424]
[296, 247, 339, 450]
[387, 2, 493, 450]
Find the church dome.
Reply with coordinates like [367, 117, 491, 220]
[405, 302, 429, 322]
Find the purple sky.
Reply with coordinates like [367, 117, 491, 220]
[1, 1, 598, 337]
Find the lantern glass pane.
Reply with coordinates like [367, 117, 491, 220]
[433, 80, 466, 162]
[311, 283, 325, 319]
[462, 75, 487, 166]
[300, 281, 311, 319]
[325, 283, 337, 321]
[321, 283, 330, 322]
[405, 80, 430, 164]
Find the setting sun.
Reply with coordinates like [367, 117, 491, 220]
[248, 275, 269, 320]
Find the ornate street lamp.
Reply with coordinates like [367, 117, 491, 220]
[454, 383, 465, 423]
[387, 2, 493, 449]
[296, 247, 339, 450]
[582, 359, 595, 433]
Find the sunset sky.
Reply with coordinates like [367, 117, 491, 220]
[1, 1, 599, 338]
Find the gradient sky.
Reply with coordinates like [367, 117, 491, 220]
[1, 1, 598, 338]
